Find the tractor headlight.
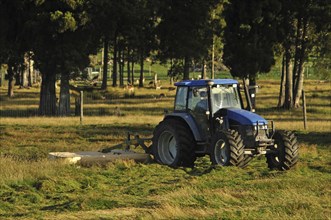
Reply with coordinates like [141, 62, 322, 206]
[254, 125, 268, 131]
[260, 125, 268, 130]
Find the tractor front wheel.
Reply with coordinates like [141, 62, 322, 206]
[210, 130, 245, 167]
[266, 130, 299, 170]
[152, 119, 196, 167]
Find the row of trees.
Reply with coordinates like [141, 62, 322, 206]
[223, 0, 330, 109]
[0, 0, 329, 115]
[0, 0, 220, 116]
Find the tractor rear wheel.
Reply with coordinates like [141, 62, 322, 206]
[242, 155, 254, 168]
[152, 119, 196, 167]
[210, 130, 245, 167]
[266, 130, 299, 170]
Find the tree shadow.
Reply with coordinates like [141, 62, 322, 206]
[40, 200, 81, 211]
[297, 132, 331, 147]
[184, 165, 215, 176]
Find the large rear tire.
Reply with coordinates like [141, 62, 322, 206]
[242, 155, 254, 168]
[210, 130, 245, 167]
[266, 130, 299, 170]
[151, 119, 196, 167]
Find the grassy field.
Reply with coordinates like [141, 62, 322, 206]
[0, 79, 330, 219]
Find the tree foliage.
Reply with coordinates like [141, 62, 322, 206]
[1, 0, 329, 115]
[222, 0, 330, 110]
[222, 0, 281, 110]
[157, 0, 218, 79]
[0, 0, 34, 97]
[30, 0, 96, 115]
[222, 0, 280, 79]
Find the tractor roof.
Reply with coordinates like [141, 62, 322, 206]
[174, 79, 238, 87]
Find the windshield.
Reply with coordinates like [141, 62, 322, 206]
[211, 84, 241, 114]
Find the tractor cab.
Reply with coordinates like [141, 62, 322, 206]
[173, 79, 249, 137]
[174, 79, 242, 115]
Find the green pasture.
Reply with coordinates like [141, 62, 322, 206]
[0, 79, 330, 219]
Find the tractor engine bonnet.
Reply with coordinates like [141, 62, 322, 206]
[226, 108, 268, 125]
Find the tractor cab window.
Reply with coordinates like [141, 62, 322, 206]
[188, 86, 209, 137]
[188, 87, 208, 113]
[174, 87, 188, 111]
[211, 84, 241, 114]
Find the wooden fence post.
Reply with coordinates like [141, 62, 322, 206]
[302, 90, 307, 130]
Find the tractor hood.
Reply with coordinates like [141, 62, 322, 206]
[226, 108, 267, 125]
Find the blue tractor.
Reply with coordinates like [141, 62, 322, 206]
[151, 79, 299, 170]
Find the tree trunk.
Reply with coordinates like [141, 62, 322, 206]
[294, 17, 308, 108]
[183, 56, 190, 80]
[119, 48, 124, 87]
[284, 45, 293, 109]
[7, 62, 15, 97]
[121, 50, 125, 85]
[131, 60, 134, 85]
[170, 76, 174, 85]
[14, 65, 21, 86]
[277, 54, 286, 107]
[292, 16, 303, 91]
[0, 66, 4, 87]
[201, 60, 206, 79]
[294, 66, 305, 108]
[28, 53, 33, 87]
[33, 69, 37, 84]
[39, 73, 57, 116]
[127, 48, 131, 84]
[59, 73, 71, 116]
[139, 49, 144, 88]
[101, 36, 109, 90]
[22, 63, 28, 87]
[112, 34, 118, 87]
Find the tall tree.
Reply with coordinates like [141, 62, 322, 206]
[157, 0, 217, 80]
[31, 0, 95, 116]
[0, 0, 33, 97]
[209, 2, 226, 79]
[88, 0, 117, 89]
[121, 0, 158, 87]
[277, 0, 330, 109]
[222, 0, 281, 109]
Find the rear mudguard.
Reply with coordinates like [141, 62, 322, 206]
[164, 113, 205, 142]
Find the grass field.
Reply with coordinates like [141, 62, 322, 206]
[0, 79, 330, 219]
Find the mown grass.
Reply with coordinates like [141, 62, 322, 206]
[0, 79, 330, 219]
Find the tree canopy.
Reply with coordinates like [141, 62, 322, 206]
[157, 0, 218, 79]
[222, 0, 280, 79]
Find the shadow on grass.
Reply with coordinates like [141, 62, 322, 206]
[308, 164, 331, 174]
[185, 166, 215, 176]
[297, 132, 331, 147]
[40, 200, 82, 212]
[76, 124, 154, 145]
[0, 109, 39, 117]
[0, 105, 167, 117]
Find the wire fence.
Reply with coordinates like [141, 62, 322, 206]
[0, 90, 128, 118]
[0, 85, 168, 118]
